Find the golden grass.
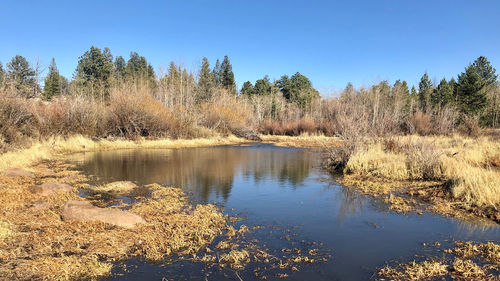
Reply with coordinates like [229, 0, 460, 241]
[261, 134, 342, 148]
[378, 260, 448, 280]
[0, 164, 229, 280]
[0, 135, 247, 173]
[343, 135, 500, 210]
[379, 241, 500, 281]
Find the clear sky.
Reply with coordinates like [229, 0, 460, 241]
[1, 0, 499, 95]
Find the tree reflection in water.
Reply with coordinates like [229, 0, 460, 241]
[71, 144, 317, 203]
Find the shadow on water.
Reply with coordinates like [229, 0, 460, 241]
[68, 143, 499, 281]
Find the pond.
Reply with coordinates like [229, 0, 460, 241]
[69, 143, 499, 281]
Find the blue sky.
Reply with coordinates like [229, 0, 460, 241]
[1, 0, 499, 95]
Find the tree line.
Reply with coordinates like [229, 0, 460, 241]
[0, 47, 499, 129]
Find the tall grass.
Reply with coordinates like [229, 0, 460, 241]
[343, 135, 500, 208]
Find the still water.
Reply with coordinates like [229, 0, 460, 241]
[70, 143, 499, 281]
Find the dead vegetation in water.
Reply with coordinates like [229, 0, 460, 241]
[378, 241, 500, 281]
[0, 160, 331, 280]
[0, 162, 228, 281]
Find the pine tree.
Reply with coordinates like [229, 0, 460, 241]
[75, 47, 114, 83]
[431, 78, 453, 108]
[114, 56, 127, 79]
[418, 72, 433, 112]
[240, 81, 254, 95]
[7, 55, 36, 98]
[43, 58, 62, 100]
[212, 59, 222, 87]
[277, 72, 319, 110]
[196, 57, 214, 103]
[254, 75, 272, 95]
[220, 56, 236, 94]
[456, 64, 489, 115]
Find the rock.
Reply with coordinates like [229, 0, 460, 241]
[61, 200, 145, 228]
[29, 182, 73, 196]
[3, 168, 35, 178]
[93, 181, 138, 194]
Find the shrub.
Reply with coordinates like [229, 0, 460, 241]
[35, 96, 108, 137]
[410, 112, 431, 135]
[403, 139, 443, 180]
[107, 90, 190, 139]
[0, 91, 37, 151]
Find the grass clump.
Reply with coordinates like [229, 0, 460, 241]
[337, 135, 500, 222]
[379, 241, 500, 281]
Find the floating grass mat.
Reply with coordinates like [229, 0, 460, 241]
[378, 241, 500, 281]
[0, 163, 228, 280]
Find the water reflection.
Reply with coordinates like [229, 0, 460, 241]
[70, 144, 318, 203]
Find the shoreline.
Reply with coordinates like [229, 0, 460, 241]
[0, 135, 249, 173]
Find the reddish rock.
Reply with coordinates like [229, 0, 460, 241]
[29, 182, 73, 196]
[3, 168, 35, 178]
[61, 200, 145, 228]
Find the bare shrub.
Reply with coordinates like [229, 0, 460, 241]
[36, 96, 108, 137]
[459, 115, 481, 138]
[432, 106, 459, 135]
[410, 112, 431, 135]
[0, 91, 37, 151]
[403, 139, 443, 180]
[107, 90, 190, 139]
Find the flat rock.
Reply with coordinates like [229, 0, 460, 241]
[29, 182, 73, 196]
[93, 181, 138, 194]
[3, 168, 35, 178]
[61, 200, 145, 228]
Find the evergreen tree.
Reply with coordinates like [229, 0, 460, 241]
[126, 52, 155, 82]
[254, 75, 272, 95]
[114, 56, 127, 79]
[7, 55, 36, 97]
[472, 56, 498, 86]
[240, 81, 254, 95]
[196, 57, 214, 102]
[42, 58, 62, 100]
[456, 64, 489, 115]
[212, 59, 222, 87]
[431, 78, 453, 108]
[449, 77, 458, 103]
[75, 46, 114, 87]
[220, 56, 236, 94]
[277, 72, 319, 110]
[418, 72, 433, 112]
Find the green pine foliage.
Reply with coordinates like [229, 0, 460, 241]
[42, 58, 63, 100]
[220, 56, 236, 95]
[240, 81, 254, 95]
[418, 72, 433, 112]
[196, 57, 215, 103]
[431, 78, 453, 108]
[7, 55, 36, 98]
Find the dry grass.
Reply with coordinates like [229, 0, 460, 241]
[379, 241, 500, 281]
[0, 164, 229, 280]
[378, 260, 448, 280]
[261, 134, 342, 148]
[0, 135, 247, 173]
[340, 135, 500, 220]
